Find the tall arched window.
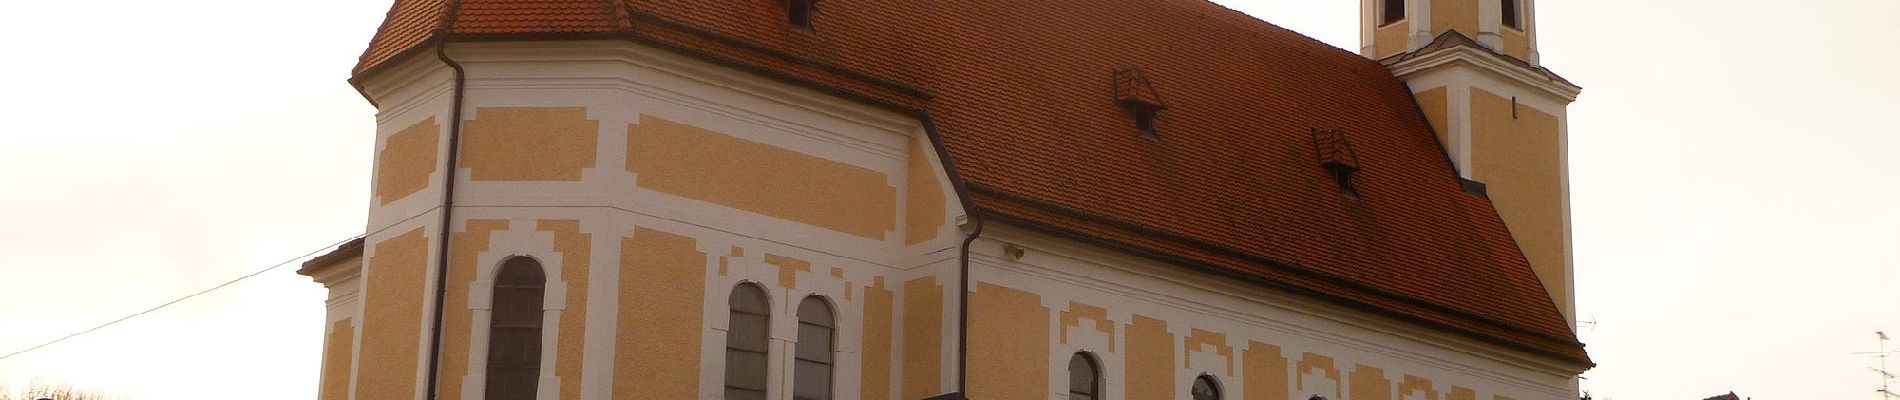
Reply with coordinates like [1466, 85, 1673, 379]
[486, 257, 546, 400]
[1191, 375, 1222, 400]
[793, 296, 836, 400]
[1067, 352, 1101, 400]
[725, 284, 771, 400]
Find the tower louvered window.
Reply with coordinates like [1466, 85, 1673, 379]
[725, 284, 771, 400]
[1501, 0, 1521, 29]
[486, 257, 546, 400]
[1382, 0, 1406, 25]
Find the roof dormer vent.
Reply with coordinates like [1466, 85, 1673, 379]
[1113, 67, 1166, 136]
[785, 0, 816, 30]
[1310, 128, 1362, 195]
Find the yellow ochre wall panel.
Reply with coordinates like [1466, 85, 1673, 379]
[1351, 365, 1393, 400]
[905, 137, 947, 245]
[901, 277, 945, 399]
[1449, 387, 1478, 400]
[1375, 19, 1412, 58]
[1502, 29, 1531, 60]
[1296, 352, 1341, 400]
[627, 115, 898, 240]
[1415, 87, 1451, 146]
[1432, 0, 1480, 38]
[1183, 328, 1234, 376]
[1242, 341, 1288, 400]
[613, 227, 708, 400]
[539, 220, 592, 400]
[1125, 315, 1176, 400]
[862, 278, 895, 400]
[1469, 88, 1568, 316]
[1401, 375, 1441, 400]
[319, 319, 355, 400]
[433, 219, 509, 400]
[375, 118, 439, 205]
[355, 228, 430, 400]
[461, 107, 599, 181]
[765, 254, 813, 289]
[967, 283, 1051, 400]
[1059, 301, 1115, 352]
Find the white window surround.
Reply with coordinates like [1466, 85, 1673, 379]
[705, 250, 866, 400]
[461, 223, 568, 400]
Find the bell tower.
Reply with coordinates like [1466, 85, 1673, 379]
[1361, 0, 1543, 63]
[1365, 0, 1582, 328]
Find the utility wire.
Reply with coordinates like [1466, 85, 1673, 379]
[0, 235, 364, 362]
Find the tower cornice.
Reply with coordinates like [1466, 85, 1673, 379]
[1385, 42, 1580, 102]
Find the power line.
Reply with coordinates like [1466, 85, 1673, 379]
[0, 235, 363, 362]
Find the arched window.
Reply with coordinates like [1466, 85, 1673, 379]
[486, 257, 546, 400]
[725, 284, 772, 400]
[1191, 375, 1222, 400]
[793, 296, 836, 400]
[1067, 352, 1101, 400]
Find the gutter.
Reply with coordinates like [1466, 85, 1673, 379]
[422, 3, 469, 398]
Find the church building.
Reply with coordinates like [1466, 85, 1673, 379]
[296, 0, 1588, 399]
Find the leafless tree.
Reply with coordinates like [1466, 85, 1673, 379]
[0, 381, 127, 400]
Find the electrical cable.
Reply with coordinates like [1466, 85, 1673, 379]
[0, 235, 364, 362]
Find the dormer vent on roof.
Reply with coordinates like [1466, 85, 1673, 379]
[785, 0, 817, 30]
[1310, 128, 1362, 195]
[1113, 67, 1166, 136]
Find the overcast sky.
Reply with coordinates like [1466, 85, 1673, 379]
[1, 0, 1895, 399]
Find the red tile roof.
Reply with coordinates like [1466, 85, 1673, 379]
[350, 0, 1588, 365]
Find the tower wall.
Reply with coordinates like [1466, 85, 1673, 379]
[1389, 51, 1577, 328]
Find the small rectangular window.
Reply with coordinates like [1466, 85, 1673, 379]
[1132, 108, 1158, 136]
[1382, 0, 1406, 25]
[1501, 0, 1521, 29]
[788, 0, 815, 30]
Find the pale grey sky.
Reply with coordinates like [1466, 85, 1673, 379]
[0, 0, 1894, 399]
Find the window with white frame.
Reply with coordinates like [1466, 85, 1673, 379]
[485, 257, 546, 400]
[1191, 374, 1223, 400]
[793, 296, 836, 400]
[1068, 352, 1102, 400]
[725, 284, 772, 400]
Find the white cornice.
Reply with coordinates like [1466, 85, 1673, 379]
[448, 41, 924, 136]
[1387, 46, 1581, 102]
[980, 224, 1591, 379]
[305, 256, 363, 287]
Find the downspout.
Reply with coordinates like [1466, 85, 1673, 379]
[920, 116, 980, 399]
[423, 24, 468, 400]
[955, 216, 982, 396]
